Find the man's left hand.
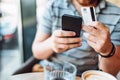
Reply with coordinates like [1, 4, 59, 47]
[82, 21, 112, 55]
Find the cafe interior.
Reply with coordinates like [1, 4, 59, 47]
[0, 0, 120, 80]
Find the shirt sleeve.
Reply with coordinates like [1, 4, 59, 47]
[36, 1, 54, 35]
[111, 18, 120, 46]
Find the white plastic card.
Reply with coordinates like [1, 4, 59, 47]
[81, 7, 97, 24]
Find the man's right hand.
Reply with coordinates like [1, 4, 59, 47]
[51, 30, 82, 53]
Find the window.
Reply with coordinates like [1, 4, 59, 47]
[0, 0, 22, 80]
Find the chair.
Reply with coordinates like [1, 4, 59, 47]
[13, 56, 40, 75]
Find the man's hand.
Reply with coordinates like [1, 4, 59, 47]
[82, 21, 113, 55]
[51, 30, 82, 53]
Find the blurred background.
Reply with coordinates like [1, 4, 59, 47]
[0, 0, 120, 80]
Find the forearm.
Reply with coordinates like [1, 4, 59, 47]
[99, 46, 120, 76]
[32, 37, 54, 59]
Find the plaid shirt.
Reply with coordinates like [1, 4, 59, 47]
[37, 0, 120, 73]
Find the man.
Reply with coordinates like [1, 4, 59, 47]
[32, 0, 120, 76]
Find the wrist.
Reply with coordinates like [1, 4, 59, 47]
[99, 43, 116, 58]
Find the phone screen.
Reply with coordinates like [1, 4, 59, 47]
[62, 14, 82, 37]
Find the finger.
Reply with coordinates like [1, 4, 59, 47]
[82, 25, 98, 36]
[53, 30, 76, 37]
[58, 43, 82, 50]
[53, 43, 82, 53]
[87, 40, 96, 50]
[86, 21, 105, 30]
[54, 37, 82, 44]
[83, 32, 97, 43]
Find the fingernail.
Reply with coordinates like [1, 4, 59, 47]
[73, 32, 76, 36]
[83, 32, 89, 38]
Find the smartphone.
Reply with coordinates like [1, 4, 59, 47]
[62, 14, 82, 37]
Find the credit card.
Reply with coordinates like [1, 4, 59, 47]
[81, 7, 97, 24]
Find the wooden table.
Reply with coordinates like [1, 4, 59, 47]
[10, 72, 81, 80]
